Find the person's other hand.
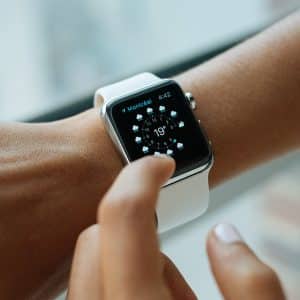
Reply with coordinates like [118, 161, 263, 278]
[67, 156, 285, 300]
[206, 223, 285, 300]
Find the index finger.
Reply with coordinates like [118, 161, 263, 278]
[99, 155, 175, 298]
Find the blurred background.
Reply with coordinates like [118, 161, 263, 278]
[1, 1, 300, 299]
[0, 0, 299, 121]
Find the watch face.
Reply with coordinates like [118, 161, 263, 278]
[108, 80, 211, 177]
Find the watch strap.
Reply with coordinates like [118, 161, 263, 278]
[157, 166, 211, 233]
[94, 73, 161, 107]
[94, 73, 211, 233]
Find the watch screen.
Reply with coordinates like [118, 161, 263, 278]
[109, 80, 211, 177]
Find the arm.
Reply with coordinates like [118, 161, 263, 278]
[0, 11, 299, 299]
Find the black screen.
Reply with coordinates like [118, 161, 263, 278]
[109, 80, 211, 177]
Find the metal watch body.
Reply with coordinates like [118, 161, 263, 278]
[94, 73, 213, 232]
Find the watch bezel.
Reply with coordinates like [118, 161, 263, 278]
[100, 79, 213, 186]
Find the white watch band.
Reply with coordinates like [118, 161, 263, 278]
[94, 73, 161, 108]
[157, 168, 210, 232]
[94, 73, 211, 233]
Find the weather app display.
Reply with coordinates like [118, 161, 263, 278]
[109, 81, 211, 176]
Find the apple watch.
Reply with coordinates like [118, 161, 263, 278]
[94, 73, 213, 233]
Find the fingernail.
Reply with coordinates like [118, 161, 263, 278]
[153, 153, 173, 160]
[214, 223, 243, 244]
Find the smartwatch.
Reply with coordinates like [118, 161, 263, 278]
[94, 73, 213, 233]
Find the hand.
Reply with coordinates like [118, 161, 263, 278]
[67, 156, 285, 300]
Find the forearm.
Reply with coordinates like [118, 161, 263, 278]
[177, 11, 300, 186]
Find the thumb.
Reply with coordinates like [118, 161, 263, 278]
[206, 223, 285, 300]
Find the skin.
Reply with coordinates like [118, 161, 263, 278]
[68, 156, 285, 300]
[0, 11, 299, 300]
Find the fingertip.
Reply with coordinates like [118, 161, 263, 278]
[213, 223, 244, 244]
[125, 155, 175, 187]
[98, 155, 175, 224]
[206, 223, 245, 264]
[206, 223, 285, 300]
[140, 154, 175, 182]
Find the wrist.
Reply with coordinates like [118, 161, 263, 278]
[56, 108, 123, 192]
